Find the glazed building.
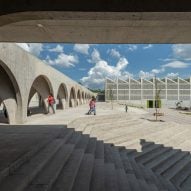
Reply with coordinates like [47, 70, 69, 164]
[105, 77, 191, 108]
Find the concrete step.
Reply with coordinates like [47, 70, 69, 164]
[66, 132, 82, 145]
[120, 150, 134, 173]
[26, 144, 75, 191]
[126, 173, 142, 191]
[145, 149, 180, 170]
[139, 165, 166, 190]
[52, 149, 84, 191]
[75, 134, 90, 150]
[135, 144, 163, 162]
[109, 146, 124, 169]
[125, 149, 137, 158]
[155, 174, 177, 191]
[162, 155, 191, 180]
[180, 174, 191, 191]
[0, 139, 65, 191]
[171, 161, 191, 188]
[90, 159, 105, 191]
[114, 124, 175, 145]
[85, 137, 97, 154]
[154, 151, 189, 175]
[138, 179, 153, 191]
[104, 144, 115, 164]
[116, 169, 131, 191]
[0, 128, 66, 184]
[71, 153, 94, 191]
[95, 140, 104, 159]
[140, 147, 172, 165]
[104, 163, 119, 191]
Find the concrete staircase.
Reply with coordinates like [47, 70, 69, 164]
[0, 127, 180, 191]
[0, 113, 191, 190]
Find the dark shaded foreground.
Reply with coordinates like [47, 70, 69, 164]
[0, 125, 190, 190]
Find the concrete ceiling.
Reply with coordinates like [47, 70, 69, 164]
[1, 0, 191, 43]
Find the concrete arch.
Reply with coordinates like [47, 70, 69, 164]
[69, 87, 76, 108]
[77, 89, 82, 105]
[28, 75, 54, 115]
[82, 91, 85, 104]
[0, 61, 22, 124]
[56, 83, 69, 110]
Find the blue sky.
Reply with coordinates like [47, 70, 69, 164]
[17, 43, 191, 89]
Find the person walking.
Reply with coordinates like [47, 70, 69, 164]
[47, 94, 55, 114]
[88, 96, 96, 115]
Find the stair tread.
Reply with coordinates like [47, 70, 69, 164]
[75, 134, 90, 150]
[135, 144, 163, 161]
[116, 169, 131, 191]
[0, 139, 64, 191]
[26, 144, 74, 190]
[52, 149, 84, 191]
[171, 161, 191, 187]
[71, 153, 94, 191]
[162, 155, 191, 180]
[104, 163, 119, 191]
[85, 138, 97, 154]
[90, 159, 105, 191]
[95, 140, 104, 159]
[141, 147, 172, 165]
[155, 151, 189, 175]
[144, 149, 178, 168]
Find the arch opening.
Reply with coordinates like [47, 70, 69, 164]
[56, 83, 68, 110]
[0, 62, 22, 124]
[69, 87, 76, 107]
[77, 90, 82, 105]
[28, 75, 53, 116]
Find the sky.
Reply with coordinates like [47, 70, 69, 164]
[17, 43, 191, 89]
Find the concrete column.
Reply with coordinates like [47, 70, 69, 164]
[3, 98, 17, 124]
[129, 77, 130, 101]
[117, 77, 118, 102]
[178, 77, 180, 101]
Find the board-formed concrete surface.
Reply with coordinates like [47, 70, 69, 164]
[1, 1, 191, 43]
[0, 102, 191, 190]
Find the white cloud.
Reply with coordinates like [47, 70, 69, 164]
[73, 44, 90, 55]
[46, 53, 78, 67]
[90, 49, 101, 63]
[49, 45, 64, 53]
[81, 49, 130, 89]
[116, 58, 129, 70]
[139, 67, 165, 79]
[108, 48, 121, 58]
[139, 70, 155, 78]
[143, 44, 153, 50]
[17, 43, 43, 56]
[172, 44, 191, 60]
[162, 61, 190, 68]
[167, 72, 179, 78]
[128, 45, 138, 51]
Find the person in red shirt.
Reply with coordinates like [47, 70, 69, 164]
[88, 96, 96, 115]
[47, 93, 55, 114]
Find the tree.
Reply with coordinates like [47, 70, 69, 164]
[108, 85, 114, 109]
[154, 76, 161, 121]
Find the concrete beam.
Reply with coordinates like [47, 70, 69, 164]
[1, 12, 191, 43]
[1, 0, 191, 14]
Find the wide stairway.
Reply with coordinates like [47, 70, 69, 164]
[0, 114, 190, 190]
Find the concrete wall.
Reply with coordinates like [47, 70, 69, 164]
[0, 43, 93, 124]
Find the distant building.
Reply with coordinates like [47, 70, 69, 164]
[105, 77, 191, 108]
